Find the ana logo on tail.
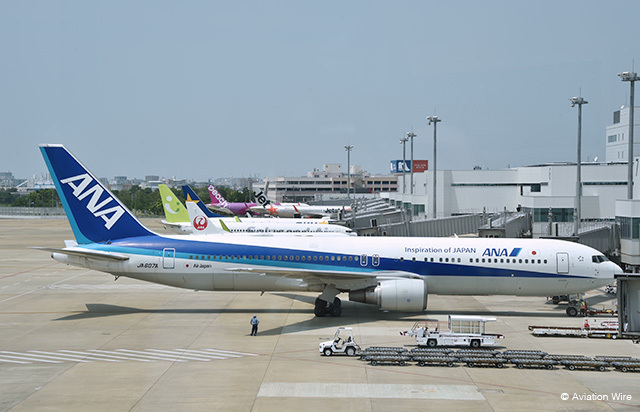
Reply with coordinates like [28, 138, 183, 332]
[60, 173, 125, 230]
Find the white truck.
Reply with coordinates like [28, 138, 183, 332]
[401, 315, 504, 348]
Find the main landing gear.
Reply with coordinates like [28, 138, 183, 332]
[314, 297, 342, 317]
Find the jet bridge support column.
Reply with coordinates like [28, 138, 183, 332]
[616, 273, 640, 343]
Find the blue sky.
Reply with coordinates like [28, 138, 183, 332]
[1, 1, 638, 181]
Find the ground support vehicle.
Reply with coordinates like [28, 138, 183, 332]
[452, 349, 501, 358]
[358, 347, 407, 360]
[365, 354, 411, 366]
[545, 354, 591, 362]
[501, 350, 547, 360]
[611, 361, 640, 372]
[401, 316, 504, 348]
[413, 355, 457, 367]
[561, 359, 609, 372]
[529, 318, 619, 339]
[319, 327, 360, 356]
[510, 358, 558, 370]
[460, 356, 507, 368]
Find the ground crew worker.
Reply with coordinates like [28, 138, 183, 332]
[579, 299, 587, 316]
[250, 314, 259, 336]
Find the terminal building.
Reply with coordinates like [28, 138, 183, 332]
[381, 104, 640, 271]
[254, 163, 398, 203]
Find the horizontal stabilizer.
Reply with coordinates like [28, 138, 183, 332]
[30, 246, 130, 261]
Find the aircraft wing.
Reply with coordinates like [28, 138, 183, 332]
[224, 266, 420, 287]
[205, 204, 235, 216]
[30, 247, 130, 261]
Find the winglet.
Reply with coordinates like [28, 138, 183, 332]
[218, 219, 231, 233]
[39, 144, 154, 244]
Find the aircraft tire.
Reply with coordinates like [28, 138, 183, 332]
[329, 305, 342, 317]
[566, 306, 578, 317]
[314, 299, 328, 317]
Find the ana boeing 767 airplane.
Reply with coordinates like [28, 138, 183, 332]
[36, 145, 622, 317]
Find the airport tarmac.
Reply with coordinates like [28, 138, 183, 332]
[1, 218, 639, 411]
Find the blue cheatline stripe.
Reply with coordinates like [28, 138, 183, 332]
[79, 237, 588, 280]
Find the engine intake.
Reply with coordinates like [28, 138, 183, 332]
[349, 279, 427, 312]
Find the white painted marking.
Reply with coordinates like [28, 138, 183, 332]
[56, 350, 123, 362]
[175, 349, 231, 359]
[145, 349, 213, 361]
[113, 349, 187, 362]
[0, 352, 62, 364]
[201, 348, 259, 357]
[0, 356, 32, 364]
[87, 350, 152, 362]
[26, 351, 93, 363]
[257, 383, 485, 400]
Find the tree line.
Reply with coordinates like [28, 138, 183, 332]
[0, 185, 254, 216]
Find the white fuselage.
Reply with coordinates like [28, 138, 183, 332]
[53, 235, 618, 298]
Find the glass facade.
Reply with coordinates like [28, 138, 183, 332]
[523, 207, 574, 223]
[617, 216, 640, 239]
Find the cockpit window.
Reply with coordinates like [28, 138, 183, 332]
[592, 255, 609, 263]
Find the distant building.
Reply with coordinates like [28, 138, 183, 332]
[606, 105, 640, 162]
[254, 164, 397, 203]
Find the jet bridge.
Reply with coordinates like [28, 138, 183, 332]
[616, 273, 640, 343]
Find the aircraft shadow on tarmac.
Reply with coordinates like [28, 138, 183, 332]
[54, 292, 571, 336]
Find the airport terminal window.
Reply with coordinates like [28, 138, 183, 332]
[618, 216, 640, 239]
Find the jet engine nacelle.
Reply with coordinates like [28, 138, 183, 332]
[349, 279, 427, 312]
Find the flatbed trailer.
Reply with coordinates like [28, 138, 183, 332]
[365, 354, 411, 366]
[561, 359, 609, 372]
[510, 358, 558, 370]
[460, 356, 507, 368]
[402, 315, 504, 348]
[529, 317, 619, 339]
[413, 355, 457, 367]
[611, 361, 640, 372]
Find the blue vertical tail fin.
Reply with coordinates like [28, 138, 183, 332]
[181, 185, 223, 218]
[40, 144, 154, 244]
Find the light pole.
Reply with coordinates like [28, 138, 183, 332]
[619, 70, 639, 199]
[570, 95, 588, 237]
[406, 132, 417, 195]
[399, 136, 409, 193]
[426, 115, 441, 218]
[344, 145, 353, 199]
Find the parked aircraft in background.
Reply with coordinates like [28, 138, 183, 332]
[185, 202, 355, 236]
[159, 184, 355, 236]
[37, 144, 622, 318]
[250, 188, 348, 219]
[206, 185, 256, 216]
